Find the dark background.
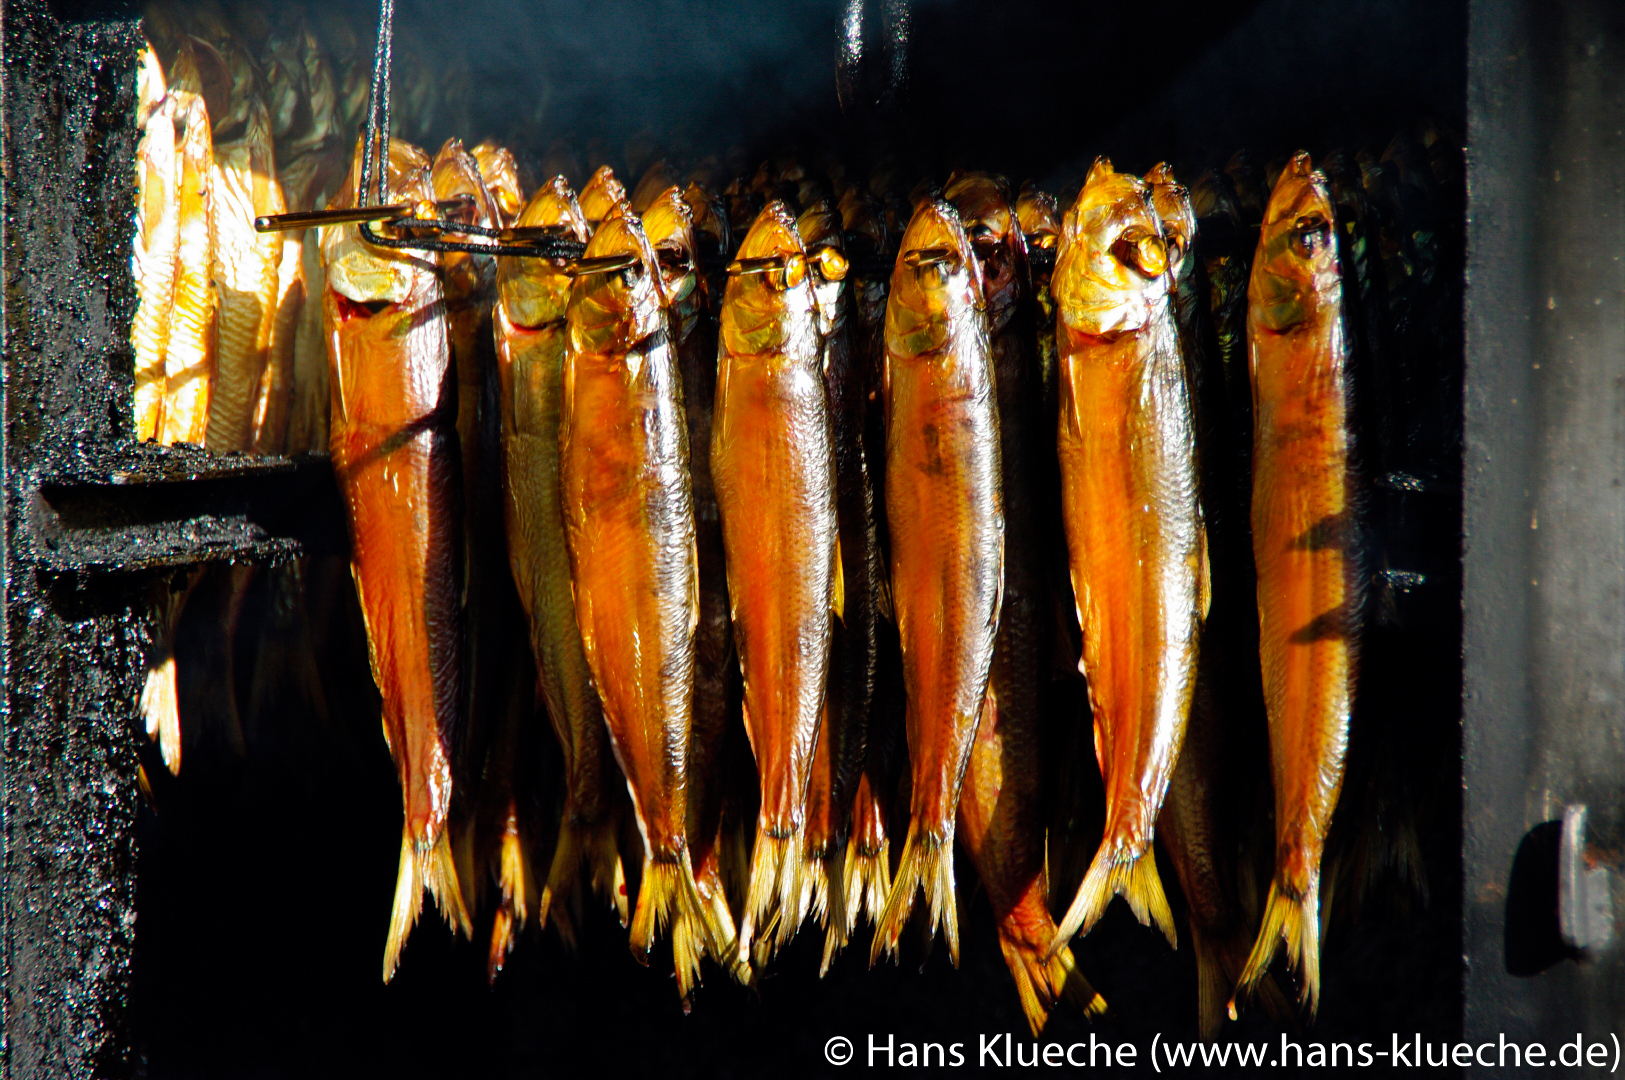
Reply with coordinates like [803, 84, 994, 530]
[122, 1, 1468, 1076]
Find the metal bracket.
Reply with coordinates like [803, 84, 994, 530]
[1559, 804, 1616, 955]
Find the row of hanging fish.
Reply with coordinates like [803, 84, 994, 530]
[127, 2, 1460, 1042]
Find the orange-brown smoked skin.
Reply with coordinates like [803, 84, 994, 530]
[561, 334, 695, 860]
[887, 327, 1003, 840]
[1250, 301, 1355, 898]
[325, 285, 461, 845]
[1056, 322, 1200, 863]
[957, 607, 1058, 968]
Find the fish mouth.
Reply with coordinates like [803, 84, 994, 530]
[331, 290, 393, 323]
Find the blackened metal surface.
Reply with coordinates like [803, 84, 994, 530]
[1464, 0, 1625, 1063]
[4, 6, 146, 1077]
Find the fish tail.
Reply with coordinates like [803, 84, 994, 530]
[138, 656, 181, 775]
[1051, 845, 1176, 957]
[1001, 936, 1111, 1036]
[696, 872, 750, 986]
[869, 826, 959, 967]
[1189, 924, 1231, 1041]
[814, 842, 851, 977]
[541, 821, 584, 948]
[383, 829, 471, 983]
[487, 812, 536, 981]
[844, 839, 892, 930]
[1231, 875, 1322, 1018]
[740, 827, 803, 966]
[591, 819, 630, 929]
[628, 852, 709, 1007]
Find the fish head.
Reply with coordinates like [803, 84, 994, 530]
[886, 199, 983, 360]
[472, 142, 524, 227]
[1145, 163, 1198, 288]
[796, 201, 850, 337]
[579, 165, 629, 228]
[168, 36, 232, 135]
[1015, 184, 1061, 254]
[944, 171, 1027, 333]
[630, 159, 683, 215]
[1250, 151, 1340, 333]
[498, 175, 588, 329]
[322, 137, 440, 309]
[682, 182, 731, 264]
[839, 186, 890, 256]
[568, 209, 665, 358]
[262, 19, 312, 145]
[1053, 158, 1168, 339]
[431, 138, 502, 304]
[721, 201, 817, 358]
[295, 28, 339, 151]
[642, 185, 704, 343]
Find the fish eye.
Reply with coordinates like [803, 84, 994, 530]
[811, 245, 848, 283]
[1293, 212, 1331, 256]
[1114, 227, 1168, 278]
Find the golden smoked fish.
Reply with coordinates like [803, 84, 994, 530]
[472, 142, 524, 228]
[794, 199, 879, 974]
[206, 88, 285, 453]
[560, 207, 712, 1004]
[322, 138, 470, 981]
[713, 202, 838, 965]
[494, 176, 626, 970]
[157, 77, 217, 447]
[1144, 163, 1292, 1036]
[1015, 182, 1061, 421]
[958, 667, 1108, 1034]
[133, 45, 177, 443]
[871, 200, 1003, 967]
[1050, 159, 1207, 955]
[944, 171, 1086, 1016]
[643, 185, 747, 980]
[835, 185, 899, 932]
[1232, 152, 1358, 1017]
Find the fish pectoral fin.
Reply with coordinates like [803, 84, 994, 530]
[686, 536, 700, 638]
[1196, 522, 1212, 623]
[989, 526, 1006, 630]
[875, 569, 894, 622]
[831, 534, 846, 623]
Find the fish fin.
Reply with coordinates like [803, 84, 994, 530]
[488, 903, 517, 984]
[542, 821, 585, 950]
[628, 852, 710, 1006]
[385, 830, 471, 982]
[875, 570, 894, 623]
[1189, 923, 1232, 1041]
[990, 527, 1006, 631]
[1001, 935, 1110, 1036]
[815, 842, 851, 976]
[740, 827, 804, 966]
[1196, 522, 1212, 623]
[686, 535, 700, 639]
[139, 656, 182, 775]
[426, 830, 473, 939]
[695, 866, 751, 985]
[844, 839, 892, 931]
[831, 535, 846, 624]
[1051, 844, 1176, 957]
[383, 830, 422, 983]
[869, 825, 959, 968]
[585, 817, 630, 928]
[1231, 875, 1322, 1018]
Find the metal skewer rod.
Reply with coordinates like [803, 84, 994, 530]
[253, 195, 475, 233]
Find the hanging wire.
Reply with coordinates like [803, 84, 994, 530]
[256, 0, 585, 260]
